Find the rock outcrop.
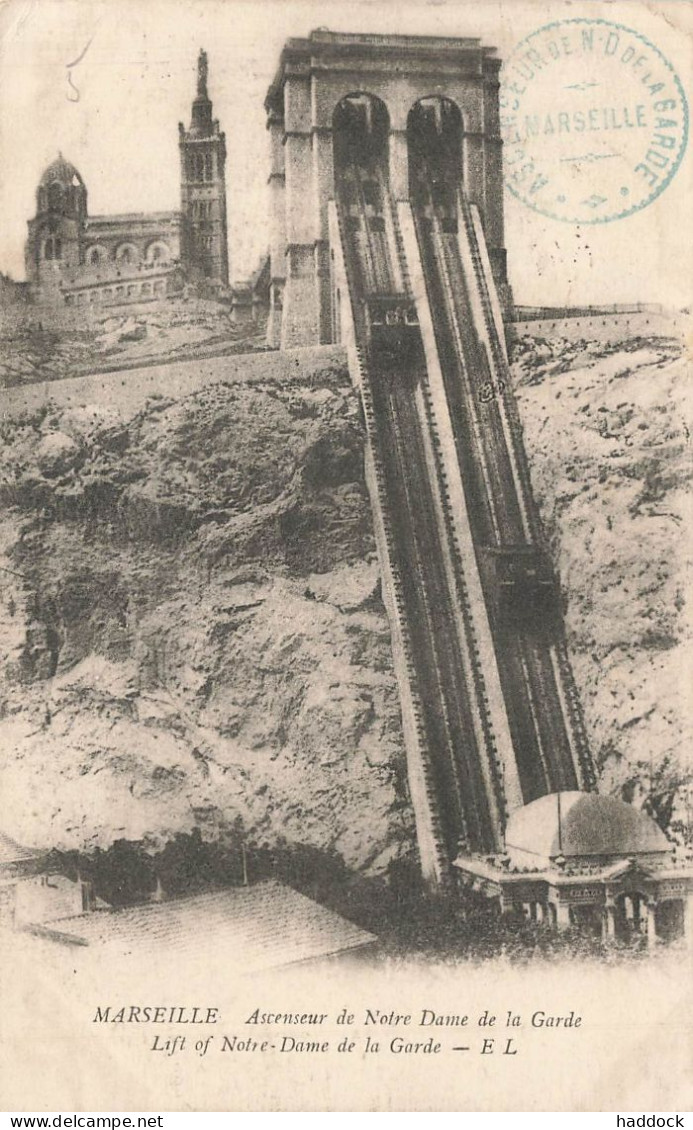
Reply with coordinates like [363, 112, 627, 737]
[514, 330, 691, 837]
[0, 371, 414, 874]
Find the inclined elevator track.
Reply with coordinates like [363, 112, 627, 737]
[335, 143, 595, 875]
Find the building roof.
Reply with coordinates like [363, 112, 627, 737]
[43, 880, 376, 972]
[505, 792, 670, 861]
[39, 154, 84, 188]
[86, 212, 181, 229]
[0, 830, 45, 867]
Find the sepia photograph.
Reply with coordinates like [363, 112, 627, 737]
[0, 0, 691, 1113]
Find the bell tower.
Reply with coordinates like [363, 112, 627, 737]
[179, 49, 229, 285]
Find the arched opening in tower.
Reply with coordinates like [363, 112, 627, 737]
[333, 94, 396, 296]
[333, 92, 390, 175]
[47, 182, 64, 212]
[407, 97, 463, 230]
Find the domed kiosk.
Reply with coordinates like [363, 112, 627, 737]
[505, 791, 669, 868]
[453, 792, 693, 946]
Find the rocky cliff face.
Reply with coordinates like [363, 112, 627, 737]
[513, 330, 691, 837]
[0, 372, 414, 874]
[0, 297, 266, 388]
[0, 325, 689, 878]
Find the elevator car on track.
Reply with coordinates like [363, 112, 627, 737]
[414, 183, 459, 234]
[479, 545, 560, 630]
[364, 296, 423, 370]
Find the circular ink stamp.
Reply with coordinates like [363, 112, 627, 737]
[500, 19, 688, 223]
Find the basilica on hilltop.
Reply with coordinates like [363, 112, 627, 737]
[24, 50, 229, 308]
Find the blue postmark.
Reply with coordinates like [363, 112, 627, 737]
[500, 19, 689, 223]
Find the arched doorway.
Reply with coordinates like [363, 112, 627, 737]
[407, 96, 463, 226]
[569, 903, 602, 937]
[614, 892, 648, 942]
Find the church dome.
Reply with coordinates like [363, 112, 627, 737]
[39, 154, 85, 189]
[40, 155, 84, 188]
[36, 155, 87, 218]
[505, 791, 669, 862]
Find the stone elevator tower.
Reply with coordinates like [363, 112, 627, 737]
[179, 49, 229, 286]
[264, 30, 512, 348]
[261, 29, 603, 894]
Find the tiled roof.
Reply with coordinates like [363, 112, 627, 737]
[47, 880, 376, 972]
[0, 831, 44, 866]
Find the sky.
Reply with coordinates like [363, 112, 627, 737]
[0, 0, 691, 306]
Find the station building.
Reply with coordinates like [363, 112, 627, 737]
[454, 792, 693, 947]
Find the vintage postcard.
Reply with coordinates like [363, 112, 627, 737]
[0, 0, 691, 1113]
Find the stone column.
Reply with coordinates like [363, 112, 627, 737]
[555, 901, 571, 930]
[281, 75, 321, 347]
[389, 130, 409, 201]
[646, 899, 658, 948]
[266, 113, 286, 347]
[463, 131, 485, 211]
[482, 69, 504, 250]
[483, 64, 514, 320]
[499, 892, 517, 918]
[313, 128, 334, 240]
[603, 900, 616, 942]
[313, 127, 335, 343]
